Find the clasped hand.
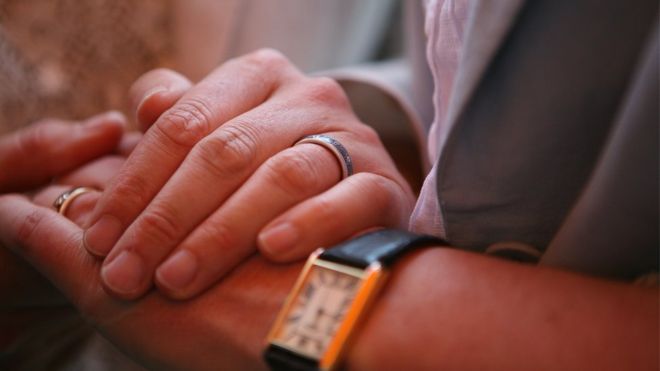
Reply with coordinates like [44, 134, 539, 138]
[0, 48, 414, 369]
[8, 48, 414, 301]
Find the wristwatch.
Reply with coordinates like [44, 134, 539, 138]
[263, 229, 445, 371]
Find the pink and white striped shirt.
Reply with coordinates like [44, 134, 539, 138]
[410, 0, 472, 237]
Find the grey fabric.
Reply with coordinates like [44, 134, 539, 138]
[442, 0, 525, 136]
[542, 27, 659, 279]
[436, 0, 658, 278]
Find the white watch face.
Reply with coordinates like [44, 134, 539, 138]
[276, 264, 361, 359]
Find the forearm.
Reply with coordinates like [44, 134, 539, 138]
[348, 248, 658, 371]
[2, 187, 656, 370]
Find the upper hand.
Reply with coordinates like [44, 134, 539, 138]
[83, 49, 416, 300]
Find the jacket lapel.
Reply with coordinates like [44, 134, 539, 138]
[445, 0, 527, 128]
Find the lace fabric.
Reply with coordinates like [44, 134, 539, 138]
[0, 0, 174, 134]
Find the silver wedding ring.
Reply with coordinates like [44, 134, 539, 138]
[53, 186, 97, 216]
[295, 134, 353, 179]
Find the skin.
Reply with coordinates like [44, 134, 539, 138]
[0, 112, 126, 308]
[0, 94, 656, 371]
[0, 112, 125, 194]
[0, 196, 656, 370]
[0, 50, 416, 362]
[82, 49, 416, 301]
[1, 50, 655, 371]
[0, 113, 129, 356]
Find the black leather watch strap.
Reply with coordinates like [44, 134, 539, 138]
[264, 344, 318, 371]
[264, 229, 447, 371]
[319, 229, 447, 269]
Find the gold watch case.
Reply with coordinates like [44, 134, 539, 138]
[266, 248, 389, 370]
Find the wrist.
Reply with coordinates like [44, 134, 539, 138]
[263, 230, 445, 370]
[345, 247, 447, 370]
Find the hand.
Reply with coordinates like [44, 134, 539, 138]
[32, 155, 127, 227]
[83, 49, 416, 300]
[2, 194, 656, 371]
[0, 112, 127, 308]
[0, 195, 299, 370]
[0, 112, 125, 194]
[0, 112, 129, 356]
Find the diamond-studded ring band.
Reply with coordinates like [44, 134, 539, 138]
[53, 186, 97, 216]
[294, 134, 353, 179]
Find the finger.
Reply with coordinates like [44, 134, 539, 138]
[98, 74, 360, 299]
[0, 111, 125, 193]
[57, 155, 125, 189]
[99, 76, 394, 299]
[31, 155, 123, 226]
[84, 49, 302, 259]
[0, 195, 97, 300]
[116, 131, 143, 157]
[257, 172, 414, 262]
[129, 68, 193, 132]
[97, 97, 338, 299]
[33, 185, 101, 227]
[149, 143, 340, 299]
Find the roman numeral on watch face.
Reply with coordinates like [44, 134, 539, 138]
[267, 230, 434, 370]
[278, 265, 361, 358]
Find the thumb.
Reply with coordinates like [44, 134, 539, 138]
[0, 111, 125, 193]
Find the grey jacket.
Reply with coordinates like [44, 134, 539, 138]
[436, 0, 658, 280]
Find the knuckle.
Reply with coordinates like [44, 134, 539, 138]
[138, 204, 181, 244]
[200, 221, 237, 251]
[353, 173, 409, 225]
[356, 173, 393, 206]
[263, 150, 324, 197]
[309, 193, 342, 228]
[16, 207, 45, 246]
[193, 124, 259, 178]
[109, 175, 151, 213]
[17, 122, 52, 155]
[354, 123, 381, 145]
[303, 77, 349, 108]
[245, 48, 289, 69]
[155, 97, 214, 147]
[12, 201, 96, 261]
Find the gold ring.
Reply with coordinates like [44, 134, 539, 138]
[53, 187, 97, 216]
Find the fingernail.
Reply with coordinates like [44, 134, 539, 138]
[138, 87, 168, 111]
[259, 222, 299, 255]
[144, 86, 169, 100]
[84, 215, 122, 256]
[156, 250, 198, 291]
[101, 250, 144, 296]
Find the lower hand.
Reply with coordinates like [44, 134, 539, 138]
[0, 112, 128, 308]
[0, 196, 299, 370]
[0, 112, 130, 356]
